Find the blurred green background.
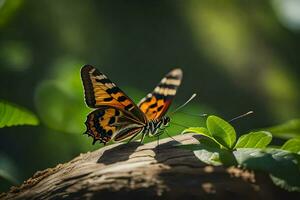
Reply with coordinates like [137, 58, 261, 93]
[0, 0, 299, 191]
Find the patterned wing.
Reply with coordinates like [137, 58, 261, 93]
[138, 68, 182, 120]
[85, 106, 143, 144]
[81, 65, 146, 123]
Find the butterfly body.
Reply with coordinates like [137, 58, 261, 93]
[142, 116, 170, 137]
[81, 65, 182, 145]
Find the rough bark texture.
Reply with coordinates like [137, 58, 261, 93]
[1, 133, 298, 200]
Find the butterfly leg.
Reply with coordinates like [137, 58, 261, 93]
[140, 132, 146, 144]
[156, 134, 160, 153]
[165, 129, 180, 143]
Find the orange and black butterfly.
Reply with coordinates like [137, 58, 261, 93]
[81, 65, 182, 145]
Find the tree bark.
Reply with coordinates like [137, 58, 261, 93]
[0, 133, 298, 200]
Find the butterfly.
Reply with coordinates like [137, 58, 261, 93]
[81, 65, 182, 145]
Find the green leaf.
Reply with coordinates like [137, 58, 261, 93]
[281, 138, 300, 154]
[207, 115, 236, 149]
[234, 131, 272, 149]
[265, 119, 300, 139]
[233, 148, 300, 192]
[182, 127, 222, 148]
[193, 147, 223, 166]
[183, 127, 211, 137]
[0, 101, 39, 128]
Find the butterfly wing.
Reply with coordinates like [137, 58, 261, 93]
[85, 106, 143, 144]
[138, 68, 182, 120]
[81, 65, 146, 123]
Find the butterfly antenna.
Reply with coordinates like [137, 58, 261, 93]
[169, 93, 197, 116]
[180, 112, 208, 117]
[229, 111, 254, 122]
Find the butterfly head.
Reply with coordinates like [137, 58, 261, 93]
[163, 116, 170, 126]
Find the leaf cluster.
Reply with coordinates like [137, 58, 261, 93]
[182, 115, 300, 192]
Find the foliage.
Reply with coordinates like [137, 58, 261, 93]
[206, 115, 236, 149]
[281, 138, 300, 154]
[234, 131, 272, 149]
[265, 119, 300, 139]
[182, 115, 300, 192]
[0, 101, 39, 128]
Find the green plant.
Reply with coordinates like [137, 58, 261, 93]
[182, 115, 300, 192]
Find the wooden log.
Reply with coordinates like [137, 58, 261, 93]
[0, 133, 297, 200]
